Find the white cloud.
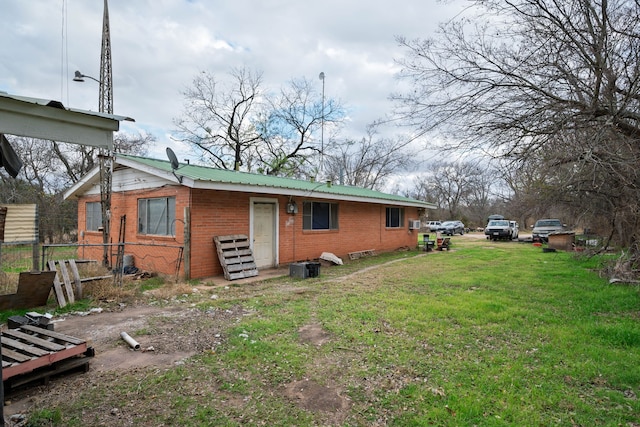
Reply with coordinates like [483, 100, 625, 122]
[1, 0, 466, 164]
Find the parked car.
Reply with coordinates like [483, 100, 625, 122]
[532, 218, 564, 242]
[438, 220, 465, 236]
[426, 221, 442, 232]
[484, 219, 512, 240]
[510, 221, 519, 239]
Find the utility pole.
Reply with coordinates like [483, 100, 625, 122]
[319, 72, 325, 177]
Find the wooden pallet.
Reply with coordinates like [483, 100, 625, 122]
[47, 259, 112, 307]
[2, 325, 93, 389]
[348, 249, 376, 260]
[213, 234, 259, 281]
[47, 259, 76, 307]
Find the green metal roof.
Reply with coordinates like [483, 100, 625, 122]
[117, 154, 434, 208]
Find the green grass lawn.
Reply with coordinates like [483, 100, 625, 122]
[24, 236, 640, 426]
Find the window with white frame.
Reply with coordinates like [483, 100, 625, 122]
[302, 201, 339, 230]
[385, 207, 404, 228]
[86, 201, 102, 231]
[138, 197, 176, 236]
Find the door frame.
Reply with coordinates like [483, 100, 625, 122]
[249, 197, 279, 268]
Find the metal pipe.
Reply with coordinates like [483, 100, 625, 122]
[120, 331, 140, 350]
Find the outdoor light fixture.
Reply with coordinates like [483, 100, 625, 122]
[73, 70, 100, 83]
[286, 197, 298, 214]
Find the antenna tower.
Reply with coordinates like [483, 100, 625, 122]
[99, 0, 113, 115]
[99, 0, 113, 267]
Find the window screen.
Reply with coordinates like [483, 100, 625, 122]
[86, 202, 102, 231]
[302, 201, 338, 230]
[386, 207, 404, 228]
[138, 197, 176, 236]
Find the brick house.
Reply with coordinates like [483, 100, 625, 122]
[65, 154, 435, 280]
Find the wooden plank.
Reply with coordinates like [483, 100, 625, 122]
[1, 346, 34, 363]
[80, 275, 112, 283]
[219, 248, 253, 257]
[228, 270, 259, 280]
[67, 259, 83, 299]
[227, 262, 257, 273]
[19, 325, 86, 345]
[1, 336, 50, 357]
[215, 234, 247, 241]
[47, 260, 67, 308]
[225, 255, 256, 266]
[57, 260, 75, 304]
[218, 241, 251, 250]
[2, 329, 66, 352]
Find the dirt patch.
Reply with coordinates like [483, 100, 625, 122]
[1, 258, 419, 424]
[3, 302, 250, 419]
[298, 322, 333, 347]
[288, 323, 351, 423]
[283, 378, 351, 423]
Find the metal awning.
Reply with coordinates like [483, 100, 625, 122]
[0, 91, 134, 150]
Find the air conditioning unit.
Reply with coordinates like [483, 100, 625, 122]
[409, 220, 421, 230]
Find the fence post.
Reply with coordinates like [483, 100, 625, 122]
[32, 241, 39, 271]
[184, 206, 190, 280]
[32, 204, 40, 271]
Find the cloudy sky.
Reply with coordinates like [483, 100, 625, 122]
[1, 0, 467, 163]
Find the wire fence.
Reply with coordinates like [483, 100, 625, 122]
[0, 241, 184, 283]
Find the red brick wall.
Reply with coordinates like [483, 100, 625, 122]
[77, 187, 421, 279]
[280, 200, 419, 263]
[77, 186, 189, 276]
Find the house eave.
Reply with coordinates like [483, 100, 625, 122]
[189, 180, 435, 208]
[65, 155, 436, 210]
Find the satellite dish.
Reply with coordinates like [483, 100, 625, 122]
[166, 147, 180, 170]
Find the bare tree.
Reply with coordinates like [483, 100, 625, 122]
[257, 77, 344, 176]
[394, 0, 640, 249]
[323, 123, 416, 190]
[114, 131, 154, 155]
[0, 133, 155, 243]
[174, 67, 263, 170]
[414, 161, 489, 220]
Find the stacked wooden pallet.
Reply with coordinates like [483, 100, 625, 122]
[348, 249, 376, 260]
[1, 325, 93, 390]
[213, 234, 259, 281]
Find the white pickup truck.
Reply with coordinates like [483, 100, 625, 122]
[484, 219, 513, 241]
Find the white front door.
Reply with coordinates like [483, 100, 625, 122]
[252, 202, 276, 268]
